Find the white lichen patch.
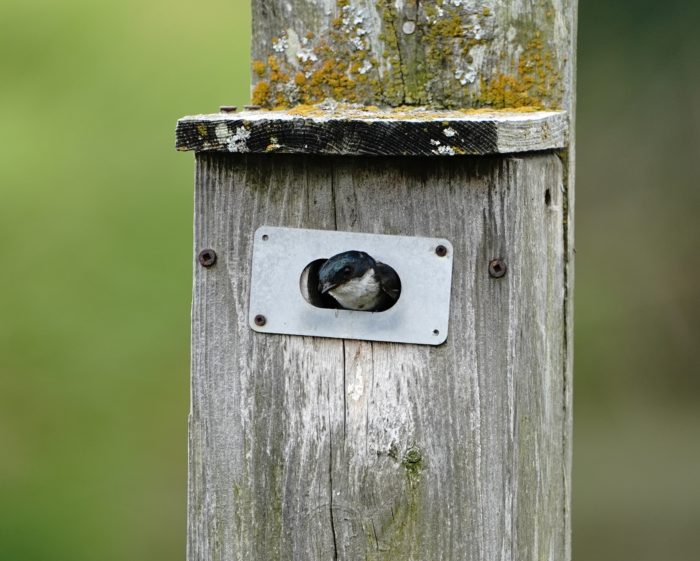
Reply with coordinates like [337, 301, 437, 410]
[297, 48, 318, 63]
[350, 35, 367, 51]
[435, 145, 457, 156]
[283, 80, 301, 104]
[352, 8, 365, 26]
[339, 4, 369, 50]
[272, 34, 288, 53]
[214, 123, 230, 142]
[340, 4, 366, 28]
[430, 139, 456, 156]
[455, 67, 477, 85]
[443, 127, 457, 137]
[227, 126, 251, 153]
[358, 59, 373, 75]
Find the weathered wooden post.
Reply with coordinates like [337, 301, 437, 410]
[177, 1, 576, 560]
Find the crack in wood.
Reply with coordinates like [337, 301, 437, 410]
[329, 429, 339, 561]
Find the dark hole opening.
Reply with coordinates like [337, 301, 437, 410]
[300, 259, 341, 309]
[545, 189, 552, 206]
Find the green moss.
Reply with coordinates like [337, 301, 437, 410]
[375, 0, 405, 105]
[373, 447, 425, 556]
[421, 1, 489, 107]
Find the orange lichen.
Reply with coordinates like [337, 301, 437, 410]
[284, 102, 549, 120]
[477, 33, 559, 109]
[248, 2, 561, 111]
[251, 81, 271, 106]
[252, 60, 266, 77]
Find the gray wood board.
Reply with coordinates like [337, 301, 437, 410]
[189, 152, 570, 561]
[176, 110, 568, 156]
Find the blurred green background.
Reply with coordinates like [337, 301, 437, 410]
[1, 1, 698, 560]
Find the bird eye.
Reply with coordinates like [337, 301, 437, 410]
[342, 266, 352, 276]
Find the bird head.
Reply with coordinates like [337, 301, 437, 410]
[317, 251, 376, 295]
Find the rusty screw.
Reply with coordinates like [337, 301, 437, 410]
[198, 249, 217, 268]
[435, 245, 448, 257]
[254, 314, 267, 327]
[219, 105, 237, 113]
[244, 104, 261, 111]
[488, 259, 507, 279]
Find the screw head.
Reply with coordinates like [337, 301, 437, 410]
[198, 249, 217, 268]
[219, 105, 237, 113]
[488, 259, 507, 278]
[402, 20, 416, 35]
[435, 245, 448, 257]
[244, 104, 261, 111]
[254, 314, 267, 327]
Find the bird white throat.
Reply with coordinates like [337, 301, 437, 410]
[329, 268, 381, 311]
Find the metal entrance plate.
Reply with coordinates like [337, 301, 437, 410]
[249, 227, 453, 345]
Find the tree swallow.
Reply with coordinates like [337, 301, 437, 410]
[317, 251, 401, 311]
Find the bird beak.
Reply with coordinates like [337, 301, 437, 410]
[319, 281, 335, 294]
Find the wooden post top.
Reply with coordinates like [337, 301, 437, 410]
[251, 0, 576, 112]
[176, 105, 568, 156]
[178, 1, 577, 156]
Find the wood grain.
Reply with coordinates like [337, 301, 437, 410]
[250, 0, 577, 111]
[186, 1, 578, 559]
[175, 109, 568, 156]
[189, 152, 570, 561]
